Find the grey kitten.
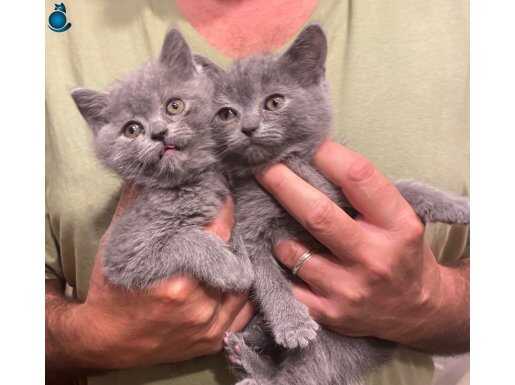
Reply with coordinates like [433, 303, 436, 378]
[71, 29, 253, 292]
[211, 25, 469, 385]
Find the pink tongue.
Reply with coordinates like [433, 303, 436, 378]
[162, 146, 175, 156]
[175, 0, 318, 58]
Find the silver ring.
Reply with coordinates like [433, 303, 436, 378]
[292, 250, 313, 276]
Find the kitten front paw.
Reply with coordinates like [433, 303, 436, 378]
[273, 317, 319, 349]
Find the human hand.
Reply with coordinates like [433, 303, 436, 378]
[257, 141, 469, 352]
[70, 185, 253, 368]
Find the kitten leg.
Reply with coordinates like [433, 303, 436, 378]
[246, 243, 319, 349]
[225, 315, 275, 378]
[167, 230, 255, 292]
[225, 332, 276, 383]
[229, 341, 327, 385]
[395, 180, 469, 224]
[104, 229, 254, 291]
[238, 315, 273, 354]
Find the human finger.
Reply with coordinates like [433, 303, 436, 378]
[314, 140, 414, 230]
[273, 240, 348, 293]
[113, 183, 141, 220]
[216, 293, 249, 331]
[291, 283, 326, 321]
[227, 301, 255, 332]
[205, 197, 235, 243]
[256, 164, 364, 258]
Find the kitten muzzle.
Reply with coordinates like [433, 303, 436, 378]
[160, 137, 186, 157]
[161, 145, 177, 157]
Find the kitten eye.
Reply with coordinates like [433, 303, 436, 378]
[264, 94, 285, 111]
[217, 107, 238, 122]
[166, 98, 185, 115]
[122, 121, 144, 139]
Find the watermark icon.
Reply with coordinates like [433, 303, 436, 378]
[48, 3, 72, 32]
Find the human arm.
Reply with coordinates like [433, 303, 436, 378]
[258, 140, 469, 354]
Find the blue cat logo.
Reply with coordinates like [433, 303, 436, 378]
[48, 3, 72, 32]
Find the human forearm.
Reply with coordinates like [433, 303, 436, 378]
[45, 280, 107, 372]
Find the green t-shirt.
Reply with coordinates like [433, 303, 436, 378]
[46, 1, 469, 384]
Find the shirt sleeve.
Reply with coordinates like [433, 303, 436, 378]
[426, 222, 469, 266]
[45, 212, 64, 282]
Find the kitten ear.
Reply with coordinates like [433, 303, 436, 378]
[278, 24, 327, 86]
[71, 88, 108, 133]
[159, 28, 195, 78]
[194, 54, 225, 80]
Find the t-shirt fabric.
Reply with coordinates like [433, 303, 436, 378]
[46, 1, 469, 384]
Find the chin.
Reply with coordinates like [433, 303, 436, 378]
[128, 159, 179, 189]
[159, 153, 179, 171]
[160, 157, 189, 183]
[242, 145, 276, 166]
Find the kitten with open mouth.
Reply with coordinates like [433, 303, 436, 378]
[70, 28, 254, 292]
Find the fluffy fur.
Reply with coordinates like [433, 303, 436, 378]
[71, 29, 253, 291]
[211, 25, 469, 385]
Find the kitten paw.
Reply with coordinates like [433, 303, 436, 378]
[224, 332, 247, 370]
[450, 197, 470, 224]
[273, 318, 319, 349]
[225, 331, 274, 381]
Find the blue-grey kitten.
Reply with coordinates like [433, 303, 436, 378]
[212, 25, 469, 385]
[71, 29, 253, 292]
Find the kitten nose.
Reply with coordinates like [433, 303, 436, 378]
[241, 126, 258, 137]
[151, 123, 168, 140]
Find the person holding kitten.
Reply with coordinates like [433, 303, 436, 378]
[46, 1, 469, 385]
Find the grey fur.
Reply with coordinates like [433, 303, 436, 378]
[211, 25, 469, 385]
[71, 29, 253, 291]
[396, 180, 469, 224]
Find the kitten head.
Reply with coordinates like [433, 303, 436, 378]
[211, 25, 332, 173]
[71, 29, 224, 188]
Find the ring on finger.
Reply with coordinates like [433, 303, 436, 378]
[292, 250, 313, 276]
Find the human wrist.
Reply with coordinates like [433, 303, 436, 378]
[71, 302, 138, 369]
[394, 262, 469, 352]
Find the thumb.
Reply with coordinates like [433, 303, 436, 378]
[205, 197, 235, 243]
[228, 301, 255, 332]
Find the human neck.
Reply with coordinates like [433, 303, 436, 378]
[175, 0, 318, 58]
